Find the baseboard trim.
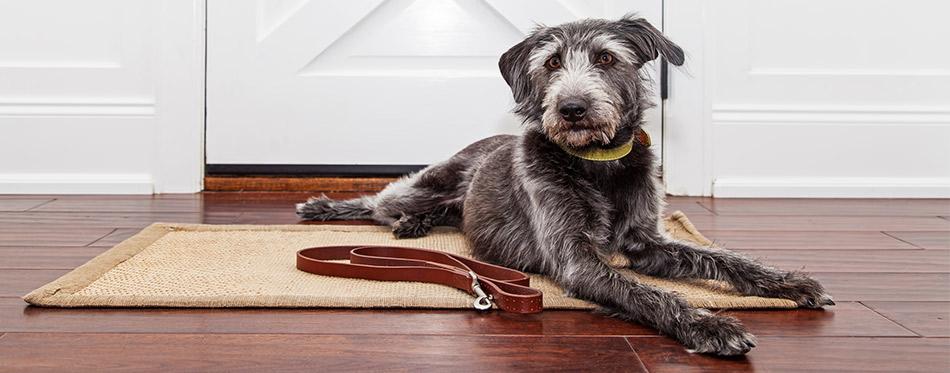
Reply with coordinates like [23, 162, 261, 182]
[713, 177, 950, 198]
[0, 173, 154, 194]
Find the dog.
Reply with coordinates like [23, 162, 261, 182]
[297, 15, 834, 356]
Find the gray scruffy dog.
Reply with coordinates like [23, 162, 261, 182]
[297, 15, 834, 356]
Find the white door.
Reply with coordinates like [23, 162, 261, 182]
[0, 0, 204, 194]
[206, 0, 664, 172]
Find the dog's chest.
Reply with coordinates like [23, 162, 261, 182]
[579, 161, 664, 239]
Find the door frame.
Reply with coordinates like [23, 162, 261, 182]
[154, 0, 205, 193]
[661, 1, 713, 196]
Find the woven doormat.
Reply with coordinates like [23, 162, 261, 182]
[24, 212, 796, 309]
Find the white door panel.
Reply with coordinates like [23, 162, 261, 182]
[0, 0, 203, 194]
[207, 0, 664, 167]
[664, 0, 950, 198]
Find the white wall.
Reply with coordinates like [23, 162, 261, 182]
[665, 0, 950, 198]
[0, 0, 204, 194]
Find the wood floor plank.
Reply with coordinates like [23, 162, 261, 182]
[700, 198, 950, 216]
[2, 299, 655, 336]
[200, 193, 714, 213]
[30, 195, 203, 213]
[234, 210, 708, 225]
[630, 335, 950, 372]
[0, 270, 70, 297]
[686, 215, 949, 232]
[30, 193, 365, 213]
[0, 246, 108, 269]
[87, 228, 146, 247]
[203, 192, 350, 212]
[0, 302, 910, 339]
[0, 211, 240, 228]
[234, 212, 377, 226]
[812, 273, 950, 302]
[664, 197, 716, 215]
[862, 301, 950, 337]
[198, 193, 716, 215]
[0, 227, 115, 247]
[703, 230, 918, 250]
[733, 249, 950, 273]
[201, 191, 357, 201]
[885, 231, 950, 250]
[727, 301, 914, 337]
[0, 198, 54, 212]
[0, 333, 646, 372]
[232, 211, 310, 224]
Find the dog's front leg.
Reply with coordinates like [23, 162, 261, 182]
[504, 184, 755, 355]
[551, 251, 757, 355]
[628, 239, 835, 308]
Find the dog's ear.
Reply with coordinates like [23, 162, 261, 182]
[498, 30, 543, 103]
[614, 16, 684, 67]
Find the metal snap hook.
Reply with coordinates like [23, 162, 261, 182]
[469, 271, 493, 310]
[474, 294, 493, 310]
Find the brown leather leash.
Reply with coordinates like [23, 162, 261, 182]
[296, 245, 543, 313]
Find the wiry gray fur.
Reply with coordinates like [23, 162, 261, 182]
[297, 15, 834, 356]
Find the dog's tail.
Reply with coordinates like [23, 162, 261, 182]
[296, 194, 376, 221]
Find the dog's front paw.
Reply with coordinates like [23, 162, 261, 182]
[296, 196, 333, 221]
[681, 311, 757, 356]
[764, 271, 835, 309]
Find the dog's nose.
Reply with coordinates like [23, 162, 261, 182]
[558, 99, 588, 122]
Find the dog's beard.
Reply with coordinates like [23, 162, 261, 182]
[541, 103, 621, 148]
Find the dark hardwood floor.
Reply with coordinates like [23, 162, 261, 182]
[0, 192, 947, 371]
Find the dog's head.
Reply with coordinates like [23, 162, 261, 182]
[499, 16, 684, 148]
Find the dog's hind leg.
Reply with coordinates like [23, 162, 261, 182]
[298, 135, 512, 236]
[296, 169, 466, 238]
[296, 175, 433, 227]
[296, 194, 380, 222]
[626, 239, 835, 308]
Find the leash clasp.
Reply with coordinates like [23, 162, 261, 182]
[469, 271, 493, 310]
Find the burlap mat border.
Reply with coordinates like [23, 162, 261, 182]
[23, 212, 797, 309]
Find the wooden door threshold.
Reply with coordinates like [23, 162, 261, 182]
[204, 175, 396, 193]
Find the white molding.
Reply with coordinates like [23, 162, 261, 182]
[0, 100, 155, 117]
[150, 0, 205, 194]
[712, 105, 950, 125]
[749, 68, 950, 77]
[0, 173, 153, 194]
[713, 177, 950, 199]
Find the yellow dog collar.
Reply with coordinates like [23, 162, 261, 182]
[556, 129, 650, 162]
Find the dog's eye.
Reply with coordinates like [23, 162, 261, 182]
[599, 52, 614, 65]
[546, 56, 561, 69]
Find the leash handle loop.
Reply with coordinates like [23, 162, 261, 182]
[296, 245, 543, 313]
